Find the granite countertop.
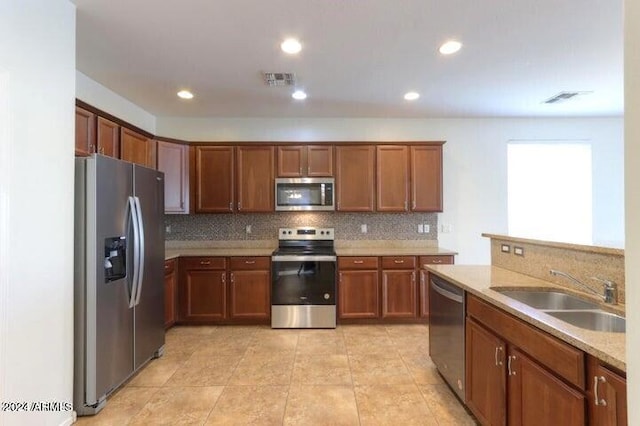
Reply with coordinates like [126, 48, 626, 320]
[335, 247, 457, 256]
[165, 247, 275, 260]
[427, 265, 626, 371]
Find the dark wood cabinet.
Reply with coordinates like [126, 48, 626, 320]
[466, 318, 507, 426]
[75, 107, 95, 156]
[120, 127, 153, 167]
[418, 255, 454, 318]
[164, 259, 177, 329]
[179, 257, 227, 322]
[380, 256, 416, 318]
[588, 357, 627, 426]
[228, 257, 270, 321]
[335, 145, 375, 211]
[277, 145, 333, 177]
[96, 116, 119, 158]
[338, 256, 380, 319]
[376, 145, 409, 212]
[411, 145, 443, 212]
[157, 141, 189, 214]
[194, 146, 235, 213]
[236, 146, 274, 212]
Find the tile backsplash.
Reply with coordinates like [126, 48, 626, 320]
[165, 212, 438, 241]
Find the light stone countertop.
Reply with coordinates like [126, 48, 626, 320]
[335, 247, 457, 256]
[427, 265, 626, 371]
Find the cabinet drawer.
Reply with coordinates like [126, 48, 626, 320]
[338, 256, 379, 270]
[164, 258, 176, 275]
[182, 256, 226, 270]
[381, 256, 416, 269]
[467, 294, 585, 389]
[419, 255, 454, 267]
[229, 256, 270, 270]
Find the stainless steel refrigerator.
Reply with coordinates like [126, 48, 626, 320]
[73, 154, 165, 416]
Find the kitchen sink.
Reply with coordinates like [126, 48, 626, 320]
[545, 310, 626, 333]
[496, 289, 601, 310]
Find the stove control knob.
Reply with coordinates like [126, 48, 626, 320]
[282, 230, 286, 235]
[288, 231, 292, 234]
[320, 231, 325, 235]
[324, 293, 330, 300]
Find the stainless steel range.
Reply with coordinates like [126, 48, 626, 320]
[271, 227, 337, 328]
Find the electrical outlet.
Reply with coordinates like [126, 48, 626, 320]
[514, 246, 524, 256]
[440, 224, 453, 233]
[501, 244, 510, 253]
[360, 224, 368, 233]
[424, 224, 430, 233]
[245, 224, 252, 234]
[165, 225, 171, 234]
[418, 224, 424, 233]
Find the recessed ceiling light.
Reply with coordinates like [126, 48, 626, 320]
[177, 90, 194, 99]
[281, 38, 302, 54]
[292, 90, 307, 100]
[404, 92, 420, 101]
[439, 40, 462, 55]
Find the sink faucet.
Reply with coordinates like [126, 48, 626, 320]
[549, 269, 618, 304]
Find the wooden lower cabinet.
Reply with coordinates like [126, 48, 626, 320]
[164, 259, 177, 328]
[466, 294, 587, 426]
[588, 357, 627, 426]
[381, 270, 416, 318]
[418, 255, 454, 318]
[338, 270, 379, 319]
[229, 257, 270, 321]
[179, 257, 227, 322]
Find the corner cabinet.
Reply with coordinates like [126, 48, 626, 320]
[157, 141, 189, 214]
[335, 145, 375, 211]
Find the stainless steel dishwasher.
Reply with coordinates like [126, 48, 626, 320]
[429, 274, 466, 402]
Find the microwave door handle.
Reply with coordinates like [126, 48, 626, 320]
[133, 196, 145, 306]
[321, 183, 325, 205]
[127, 196, 139, 308]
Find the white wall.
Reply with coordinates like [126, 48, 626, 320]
[76, 71, 156, 134]
[157, 116, 623, 264]
[0, 1, 75, 425]
[625, 0, 639, 422]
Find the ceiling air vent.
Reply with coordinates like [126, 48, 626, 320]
[544, 91, 592, 104]
[263, 72, 296, 87]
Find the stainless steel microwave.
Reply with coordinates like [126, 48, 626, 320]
[275, 178, 335, 211]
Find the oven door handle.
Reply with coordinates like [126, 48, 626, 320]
[272, 255, 337, 262]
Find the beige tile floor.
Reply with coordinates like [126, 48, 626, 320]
[75, 324, 477, 425]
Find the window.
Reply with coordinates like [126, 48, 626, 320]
[507, 141, 592, 244]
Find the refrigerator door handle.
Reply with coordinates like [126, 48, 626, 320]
[128, 196, 140, 308]
[133, 196, 145, 306]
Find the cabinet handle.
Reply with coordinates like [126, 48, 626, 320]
[495, 346, 503, 366]
[221, 273, 226, 284]
[339, 272, 343, 282]
[229, 202, 233, 210]
[99, 146, 105, 154]
[200, 261, 211, 265]
[594, 376, 607, 406]
[353, 260, 364, 264]
[411, 272, 415, 283]
[420, 274, 424, 285]
[394, 260, 405, 264]
[432, 260, 443, 264]
[299, 166, 303, 175]
[164, 264, 170, 269]
[412, 200, 416, 210]
[508, 355, 516, 376]
[404, 200, 408, 210]
[230, 273, 234, 283]
[90, 144, 96, 153]
[238, 201, 241, 210]
[245, 260, 256, 264]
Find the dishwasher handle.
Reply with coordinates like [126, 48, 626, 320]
[430, 279, 464, 303]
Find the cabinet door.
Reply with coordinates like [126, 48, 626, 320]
[237, 146, 274, 212]
[338, 270, 379, 318]
[277, 146, 305, 177]
[96, 116, 119, 158]
[335, 145, 375, 211]
[120, 127, 151, 167]
[181, 269, 227, 322]
[466, 319, 507, 426]
[589, 362, 627, 426]
[419, 269, 429, 318]
[195, 146, 234, 213]
[508, 347, 585, 426]
[411, 145, 443, 212]
[157, 141, 189, 214]
[229, 270, 270, 320]
[377, 145, 409, 211]
[75, 106, 95, 156]
[307, 145, 333, 176]
[164, 260, 177, 328]
[381, 270, 416, 318]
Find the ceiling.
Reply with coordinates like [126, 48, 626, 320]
[73, 0, 623, 118]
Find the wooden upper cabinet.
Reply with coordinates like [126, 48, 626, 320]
[157, 141, 189, 214]
[96, 117, 119, 158]
[377, 145, 409, 211]
[75, 107, 95, 156]
[120, 127, 153, 167]
[277, 145, 333, 177]
[237, 146, 274, 212]
[411, 145, 443, 212]
[195, 146, 235, 213]
[335, 145, 375, 211]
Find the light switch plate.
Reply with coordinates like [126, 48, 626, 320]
[418, 224, 424, 233]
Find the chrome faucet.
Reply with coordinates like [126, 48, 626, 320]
[549, 269, 618, 304]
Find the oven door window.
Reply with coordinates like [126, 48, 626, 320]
[272, 261, 336, 305]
